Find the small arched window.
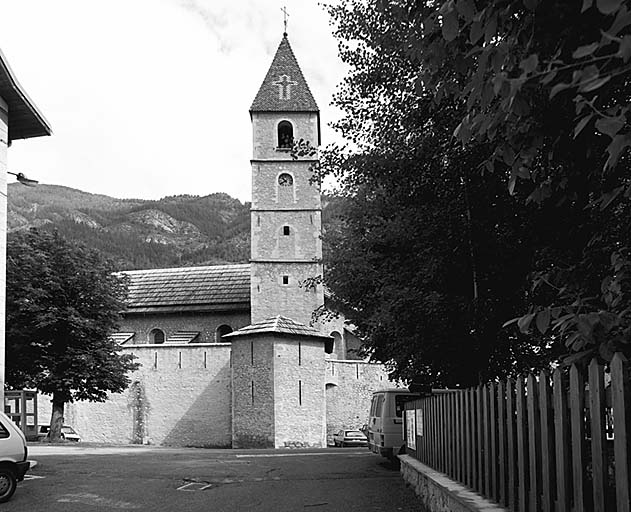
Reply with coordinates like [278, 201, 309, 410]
[150, 328, 165, 344]
[326, 331, 342, 355]
[216, 324, 233, 343]
[277, 121, 293, 149]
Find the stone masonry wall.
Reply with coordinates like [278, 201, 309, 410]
[325, 360, 394, 445]
[122, 311, 250, 344]
[251, 112, 318, 162]
[274, 338, 326, 448]
[38, 344, 232, 447]
[250, 262, 324, 325]
[252, 210, 321, 261]
[231, 335, 275, 448]
[251, 160, 320, 211]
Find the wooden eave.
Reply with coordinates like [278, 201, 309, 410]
[0, 49, 52, 142]
[123, 302, 251, 315]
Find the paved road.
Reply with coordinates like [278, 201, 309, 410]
[4, 445, 422, 511]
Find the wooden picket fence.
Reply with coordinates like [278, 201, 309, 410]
[403, 353, 631, 512]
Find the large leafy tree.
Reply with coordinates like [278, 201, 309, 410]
[6, 229, 139, 440]
[311, 2, 554, 387]
[371, 0, 631, 365]
[318, 0, 631, 385]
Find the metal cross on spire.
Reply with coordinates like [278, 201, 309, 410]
[281, 6, 289, 36]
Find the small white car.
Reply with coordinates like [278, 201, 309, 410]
[37, 424, 81, 442]
[332, 429, 368, 447]
[0, 412, 30, 502]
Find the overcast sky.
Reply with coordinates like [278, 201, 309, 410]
[0, 0, 346, 203]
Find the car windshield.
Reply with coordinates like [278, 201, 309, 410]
[345, 431, 364, 438]
[61, 427, 76, 434]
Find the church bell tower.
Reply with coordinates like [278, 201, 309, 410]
[249, 34, 324, 325]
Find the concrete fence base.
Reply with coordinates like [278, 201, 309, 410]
[398, 455, 507, 512]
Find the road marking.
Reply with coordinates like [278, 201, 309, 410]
[235, 451, 370, 458]
[177, 482, 209, 491]
[177, 476, 282, 491]
[57, 493, 141, 509]
[23, 475, 45, 480]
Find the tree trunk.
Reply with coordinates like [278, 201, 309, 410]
[48, 393, 65, 442]
[461, 174, 479, 301]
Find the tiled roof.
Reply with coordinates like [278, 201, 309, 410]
[109, 332, 135, 345]
[166, 331, 200, 344]
[224, 315, 332, 340]
[250, 35, 318, 112]
[121, 264, 250, 313]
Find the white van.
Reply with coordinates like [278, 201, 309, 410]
[367, 388, 420, 460]
[0, 412, 31, 502]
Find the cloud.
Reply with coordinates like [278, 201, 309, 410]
[177, 0, 270, 55]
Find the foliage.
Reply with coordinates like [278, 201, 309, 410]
[309, 2, 556, 386]
[321, 0, 631, 384]
[395, 0, 631, 201]
[384, 0, 631, 365]
[6, 229, 140, 439]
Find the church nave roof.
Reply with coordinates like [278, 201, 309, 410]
[122, 263, 250, 313]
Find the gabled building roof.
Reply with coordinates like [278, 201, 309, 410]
[0, 49, 52, 141]
[250, 35, 319, 113]
[224, 315, 332, 341]
[122, 264, 250, 314]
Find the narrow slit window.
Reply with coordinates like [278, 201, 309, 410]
[299, 380, 302, 406]
[282, 276, 289, 285]
[283, 226, 290, 236]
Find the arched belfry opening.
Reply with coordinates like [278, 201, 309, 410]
[277, 120, 293, 149]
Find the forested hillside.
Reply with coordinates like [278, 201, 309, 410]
[7, 184, 250, 270]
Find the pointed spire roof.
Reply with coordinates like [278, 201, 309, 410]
[250, 35, 319, 113]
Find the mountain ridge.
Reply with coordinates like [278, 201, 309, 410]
[7, 183, 251, 270]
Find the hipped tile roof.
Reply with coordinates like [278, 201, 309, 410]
[224, 315, 332, 340]
[250, 35, 318, 112]
[121, 264, 250, 313]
